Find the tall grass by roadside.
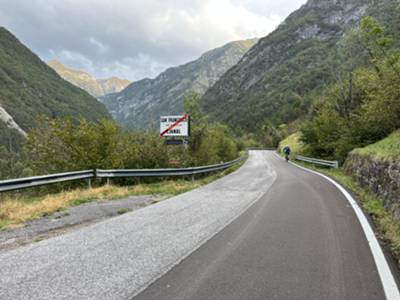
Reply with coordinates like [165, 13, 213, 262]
[0, 163, 243, 230]
[352, 130, 400, 160]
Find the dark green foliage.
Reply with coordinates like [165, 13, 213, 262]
[0, 27, 110, 145]
[0, 121, 24, 153]
[20, 95, 239, 177]
[0, 122, 31, 179]
[0, 145, 32, 179]
[24, 118, 175, 174]
[183, 93, 238, 166]
[301, 16, 400, 162]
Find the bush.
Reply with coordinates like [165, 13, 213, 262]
[20, 95, 240, 177]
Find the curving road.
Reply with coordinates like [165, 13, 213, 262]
[0, 151, 398, 299]
[134, 151, 399, 300]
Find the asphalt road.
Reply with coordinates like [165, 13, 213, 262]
[0, 151, 397, 299]
[134, 152, 396, 300]
[0, 151, 276, 299]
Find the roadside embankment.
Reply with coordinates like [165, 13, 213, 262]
[345, 130, 400, 218]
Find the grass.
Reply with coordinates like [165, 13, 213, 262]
[0, 161, 244, 230]
[352, 130, 400, 160]
[295, 161, 400, 261]
[278, 132, 307, 158]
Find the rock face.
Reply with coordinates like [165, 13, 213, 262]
[48, 60, 130, 98]
[201, 0, 399, 131]
[0, 106, 26, 136]
[345, 154, 400, 218]
[101, 39, 257, 128]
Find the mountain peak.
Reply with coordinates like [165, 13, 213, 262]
[101, 38, 257, 128]
[48, 61, 131, 98]
[48, 59, 66, 70]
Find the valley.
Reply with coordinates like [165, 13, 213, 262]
[0, 0, 400, 299]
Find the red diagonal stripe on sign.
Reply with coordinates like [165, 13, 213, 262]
[160, 114, 188, 137]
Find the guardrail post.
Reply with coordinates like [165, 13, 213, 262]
[88, 178, 92, 189]
[106, 178, 110, 185]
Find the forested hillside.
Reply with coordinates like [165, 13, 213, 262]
[102, 39, 257, 129]
[275, 9, 400, 162]
[301, 16, 400, 161]
[0, 27, 110, 149]
[0, 27, 112, 178]
[202, 0, 399, 138]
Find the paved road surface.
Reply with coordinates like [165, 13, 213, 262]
[0, 151, 397, 299]
[134, 152, 396, 300]
[0, 151, 276, 299]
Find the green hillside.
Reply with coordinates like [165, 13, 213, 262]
[352, 130, 400, 160]
[201, 0, 400, 135]
[0, 27, 110, 145]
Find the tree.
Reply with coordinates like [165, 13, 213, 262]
[301, 16, 400, 161]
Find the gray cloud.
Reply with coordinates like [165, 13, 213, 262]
[231, 0, 306, 16]
[0, 0, 306, 80]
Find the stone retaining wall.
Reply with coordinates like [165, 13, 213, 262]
[345, 153, 400, 218]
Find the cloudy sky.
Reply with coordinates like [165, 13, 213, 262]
[0, 0, 306, 81]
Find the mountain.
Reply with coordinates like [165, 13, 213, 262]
[101, 39, 258, 128]
[48, 60, 131, 98]
[0, 27, 110, 148]
[201, 0, 400, 132]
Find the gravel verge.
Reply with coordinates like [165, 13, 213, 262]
[0, 196, 163, 252]
[0, 151, 276, 299]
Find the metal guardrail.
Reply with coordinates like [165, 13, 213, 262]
[246, 147, 276, 151]
[0, 155, 247, 193]
[96, 156, 246, 179]
[0, 170, 95, 192]
[295, 155, 339, 169]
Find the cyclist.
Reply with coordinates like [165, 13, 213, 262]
[283, 146, 291, 162]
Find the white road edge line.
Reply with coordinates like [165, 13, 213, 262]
[273, 152, 400, 300]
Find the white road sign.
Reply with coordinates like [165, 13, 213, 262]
[160, 115, 190, 137]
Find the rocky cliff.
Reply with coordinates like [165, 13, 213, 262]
[48, 60, 130, 98]
[201, 0, 399, 132]
[101, 39, 257, 128]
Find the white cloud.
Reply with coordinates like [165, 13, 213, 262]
[203, 0, 283, 39]
[0, 0, 307, 80]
